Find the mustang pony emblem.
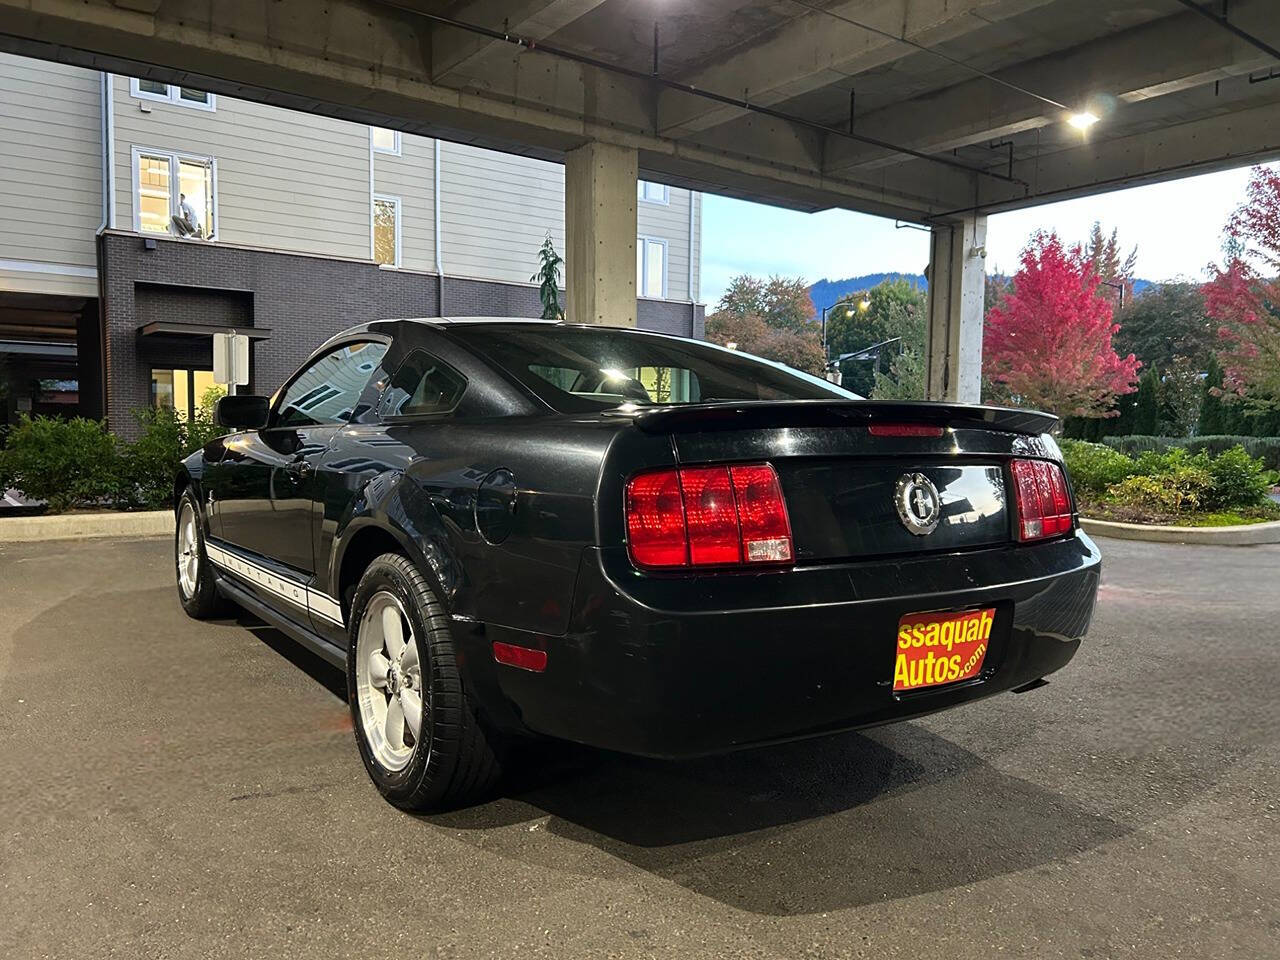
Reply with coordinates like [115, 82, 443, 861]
[895, 472, 941, 535]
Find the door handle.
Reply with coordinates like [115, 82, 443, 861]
[286, 459, 312, 478]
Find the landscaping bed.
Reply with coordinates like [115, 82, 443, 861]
[1075, 498, 1280, 527]
[1061, 439, 1279, 528]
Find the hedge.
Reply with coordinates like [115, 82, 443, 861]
[1102, 435, 1280, 472]
[0, 408, 224, 513]
[1061, 439, 1273, 513]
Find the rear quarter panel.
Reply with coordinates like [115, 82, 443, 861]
[323, 417, 628, 637]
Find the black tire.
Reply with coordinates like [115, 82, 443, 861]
[347, 552, 502, 811]
[175, 487, 231, 619]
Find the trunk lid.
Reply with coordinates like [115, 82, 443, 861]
[630, 400, 1061, 563]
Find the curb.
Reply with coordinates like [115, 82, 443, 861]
[0, 509, 172, 543]
[1081, 517, 1280, 546]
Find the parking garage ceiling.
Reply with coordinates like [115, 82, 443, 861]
[2, 0, 1279, 221]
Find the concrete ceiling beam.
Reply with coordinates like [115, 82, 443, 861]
[428, 0, 608, 83]
[0, 0, 974, 220]
[656, 0, 1055, 138]
[825, 0, 1276, 174]
[966, 91, 1280, 214]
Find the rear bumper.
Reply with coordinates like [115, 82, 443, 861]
[467, 531, 1101, 758]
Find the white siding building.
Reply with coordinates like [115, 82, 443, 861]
[0, 52, 703, 431]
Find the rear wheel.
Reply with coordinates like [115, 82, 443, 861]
[175, 488, 229, 619]
[347, 552, 502, 810]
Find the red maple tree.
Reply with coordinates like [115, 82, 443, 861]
[1202, 165, 1280, 404]
[984, 231, 1140, 418]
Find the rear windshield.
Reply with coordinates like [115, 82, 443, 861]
[451, 325, 860, 413]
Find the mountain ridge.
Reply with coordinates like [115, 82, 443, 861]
[807, 273, 1155, 313]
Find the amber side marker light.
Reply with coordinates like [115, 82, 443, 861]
[493, 641, 548, 672]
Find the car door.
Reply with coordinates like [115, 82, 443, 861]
[214, 339, 389, 578]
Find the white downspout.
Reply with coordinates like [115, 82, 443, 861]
[434, 139, 444, 316]
[98, 72, 116, 231]
[687, 190, 697, 335]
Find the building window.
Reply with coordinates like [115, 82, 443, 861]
[638, 180, 669, 204]
[637, 237, 667, 298]
[129, 78, 215, 111]
[133, 148, 217, 240]
[151, 368, 220, 420]
[373, 195, 401, 267]
[371, 127, 401, 155]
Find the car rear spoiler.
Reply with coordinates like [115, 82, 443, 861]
[627, 400, 1058, 436]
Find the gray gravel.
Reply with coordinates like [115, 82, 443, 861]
[1, 534, 1276, 959]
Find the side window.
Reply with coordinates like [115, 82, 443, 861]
[276, 341, 389, 428]
[379, 351, 466, 418]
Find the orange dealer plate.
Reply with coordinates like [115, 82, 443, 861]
[893, 608, 995, 692]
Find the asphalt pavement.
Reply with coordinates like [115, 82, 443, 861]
[1, 534, 1276, 959]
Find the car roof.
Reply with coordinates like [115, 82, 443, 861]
[315, 317, 684, 356]
[378, 317, 692, 338]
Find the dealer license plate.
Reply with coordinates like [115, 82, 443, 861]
[893, 608, 995, 692]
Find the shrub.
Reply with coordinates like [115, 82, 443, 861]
[1060, 439, 1137, 494]
[1202, 445, 1271, 509]
[1108, 465, 1214, 514]
[119, 407, 225, 509]
[1100, 443, 1270, 513]
[0, 415, 122, 511]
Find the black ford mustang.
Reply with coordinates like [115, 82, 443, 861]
[175, 318, 1101, 810]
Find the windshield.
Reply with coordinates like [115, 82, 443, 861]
[451, 325, 861, 413]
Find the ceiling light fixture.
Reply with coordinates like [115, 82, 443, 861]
[1068, 111, 1099, 131]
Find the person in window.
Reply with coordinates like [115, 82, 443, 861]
[172, 193, 203, 238]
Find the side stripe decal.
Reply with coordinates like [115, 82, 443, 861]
[206, 543, 345, 628]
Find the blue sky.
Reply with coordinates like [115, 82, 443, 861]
[700, 162, 1272, 308]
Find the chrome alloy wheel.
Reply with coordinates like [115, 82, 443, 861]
[355, 590, 425, 772]
[177, 502, 199, 599]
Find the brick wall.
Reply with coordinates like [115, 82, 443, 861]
[638, 298, 704, 339]
[100, 232, 704, 437]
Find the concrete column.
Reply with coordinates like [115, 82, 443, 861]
[924, 214, 987, 403]
[565, 141, 637, 326]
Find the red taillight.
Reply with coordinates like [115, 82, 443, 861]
[1011, 459, 1073, 542]
[729, 464, 793, 563]
[625, 463, 793, 570]
[680, 466, 742, 565]
[867, 423, 945, 438]
[625, 468, 688, 567]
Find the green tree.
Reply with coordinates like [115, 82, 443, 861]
[1159, 356, 1202, 437]
[1133, 367, 1160, 435]
[708, 274, 822, 373]
[715, 275, 766, 318]
[760, 276, 815, 333]
[1197, 355, 1227, 435]
[826, 278, 926, 396]
[1114, 282, 1214, 373]
[529, 232, 564, 320]
[1084, 221, 1138, 309]
[704, 311, 769, 352]
[871, 290, 927, 400]
[754, 328, 825, 375]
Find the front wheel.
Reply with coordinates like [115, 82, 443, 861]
[175, 488, 229, 619]
[347, 553, 502, 810]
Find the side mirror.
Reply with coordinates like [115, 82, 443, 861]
[214, 394, 270, 430]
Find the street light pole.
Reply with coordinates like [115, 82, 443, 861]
[820, 294, 872, 366]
